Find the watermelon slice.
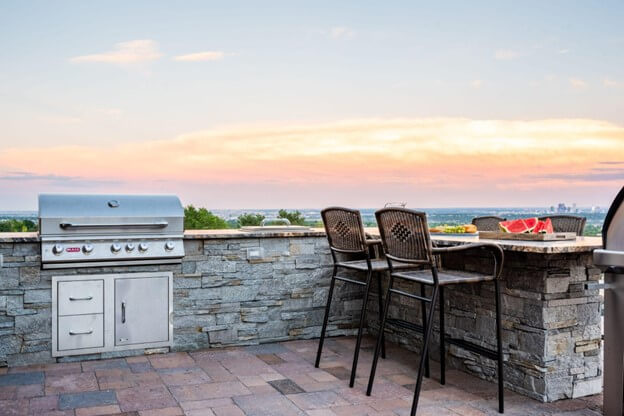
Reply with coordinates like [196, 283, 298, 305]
[533, 218, 554, 234]
[499, 218, 539, 233]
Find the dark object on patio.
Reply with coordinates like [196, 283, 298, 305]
[538, 215, 586, 235]
[471, 215, 507, 231]
[592, 186, 624, 415]
[368, 207, 505, 415]
[315, 207, 389, 388]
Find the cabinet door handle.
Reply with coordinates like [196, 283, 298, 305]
[121, 302, 126, 323]
[69, 329, 93, 336]
[69, 296, 93, 301]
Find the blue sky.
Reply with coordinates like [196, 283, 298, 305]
[0, 1, 623, 209]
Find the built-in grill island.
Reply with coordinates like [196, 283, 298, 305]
[39, 194, 184, 357]
[592, 186, 624, 416]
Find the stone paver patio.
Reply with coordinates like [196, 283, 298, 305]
[0, 336, 603, 415]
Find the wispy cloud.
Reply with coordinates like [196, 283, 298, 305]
[494, 49, 520, 60]
[1, 118, 622, 206]
[39, 115, 81, 125]
[70, 40, 163, 64]
[569, 77, 587, 89]
[603, 78, 623, 88]
[558, 49, 570, 54]
[327, 26, 356, 40]
[173, 51, 225, 62]
[533, 169, 624, 183]
[0, 171, 120, 186]
[470, 80, 483, 89]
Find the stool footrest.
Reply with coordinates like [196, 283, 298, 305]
[386, 318, 424, 334]
[385, 319, 498, 361]
[445, 337, 498, 361]
[335, 276, 366, 286]
[389, 288, 430, 303]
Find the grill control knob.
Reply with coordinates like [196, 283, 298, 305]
[138, 243, 149, 252]
[82, 244, 94, 254]
[52, 244, 64, 255]
[111, 243, 122, 253]
[126, 243, 135, 252]
[164, 241, 175, 251]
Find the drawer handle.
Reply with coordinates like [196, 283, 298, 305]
[69, 329, 93, 336]
[69, 296, 93, 301]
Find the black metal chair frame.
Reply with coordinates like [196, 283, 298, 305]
[538, 215, 586, 235]
[367, 207, 505, 415]
[315, 207, 388, 388]
[472, 215, 507, 231]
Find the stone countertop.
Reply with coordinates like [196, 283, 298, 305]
[361, 228, 602, 254]
[0, 229, 603, 253]
[0, 232, 39, 242]
[430, 234, 602, 254]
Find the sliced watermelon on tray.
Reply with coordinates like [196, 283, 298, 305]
[533, 218, 553, 234]
[499, 218, 538, 233]
[499, 217, 554, 234]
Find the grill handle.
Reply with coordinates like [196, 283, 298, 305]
[59, 221, 168, 230]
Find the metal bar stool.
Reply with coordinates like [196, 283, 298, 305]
[538, 215, 586, 235]
[472, 215, 507, 231]
[315, 207, 388, 387]
[366, 208, 505, 415]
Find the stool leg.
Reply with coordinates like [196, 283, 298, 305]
[350, 268, 374, 388]
[495, 279, 504, 413]
[411, 286, 438, 416]
[439, 286, 446, 385]
[315, 265, 338, 368]
[367, 274, 395, 396]
[376, 271, 387, 359]
[420, 283, 430, 378]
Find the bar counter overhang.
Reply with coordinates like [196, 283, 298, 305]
[0, 229, 603, 402]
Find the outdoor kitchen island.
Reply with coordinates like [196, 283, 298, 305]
[0, 229, 602, 403]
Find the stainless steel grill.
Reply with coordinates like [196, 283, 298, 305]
[39, 194, 185, 269]
[593, 186, 624, 416]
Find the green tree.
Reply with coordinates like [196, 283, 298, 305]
[184, 205, 228, 230]
[238, 213, 265, 226]
[277, 209, 306, 225]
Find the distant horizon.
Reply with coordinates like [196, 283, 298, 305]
[0, 204, 607, 214]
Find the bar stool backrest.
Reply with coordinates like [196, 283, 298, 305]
[538, 215, 586, 235]
[321, 207, 367, 254]
[375, 208, 433, 267]
[471, 216, 506, 231]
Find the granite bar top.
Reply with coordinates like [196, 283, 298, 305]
[0, 229, 602, 253]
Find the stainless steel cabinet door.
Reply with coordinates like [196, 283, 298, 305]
[115, 276, 169, 346]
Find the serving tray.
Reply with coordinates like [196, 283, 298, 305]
[478, 231, 576, 241]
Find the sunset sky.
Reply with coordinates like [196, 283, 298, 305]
[1, 1, 623, 210]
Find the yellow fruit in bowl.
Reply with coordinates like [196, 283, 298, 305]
[463, 224, 477, 233]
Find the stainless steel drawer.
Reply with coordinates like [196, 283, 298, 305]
[57, 314, 104, 351]
[58, 280, 103, 316]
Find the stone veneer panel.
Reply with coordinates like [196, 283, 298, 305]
[365, 247, 602, 402]
[0, 235, 603, 403]
[0, 237, 363, 368]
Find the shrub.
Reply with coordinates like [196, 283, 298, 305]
[184, 205, 228, 229]
[238, 213, 265, 227]
[0, 219, 38, 232]
[278, 209, 306, 225]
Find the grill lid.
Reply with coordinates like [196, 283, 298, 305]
[603, 186, 624, 251]
[38, 194, 184, 238]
